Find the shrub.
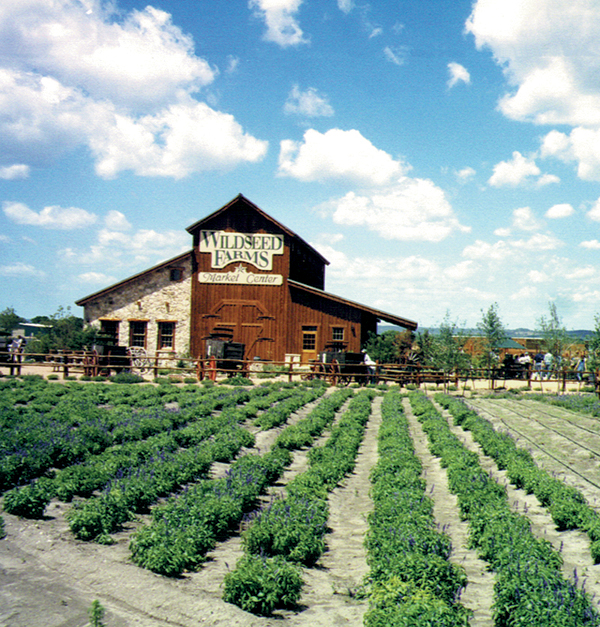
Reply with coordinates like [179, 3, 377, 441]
[109, 372, 145, 384]
[221, 375, 253, 386]
[223, 554, 303, 615]
[3, 480, 53, 518]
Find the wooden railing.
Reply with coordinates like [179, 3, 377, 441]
[0, 350, 597, 393]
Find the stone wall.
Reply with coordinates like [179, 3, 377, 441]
[83, 256, 192, 356]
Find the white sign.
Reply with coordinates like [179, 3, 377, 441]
[200, 229, 284, 270]
[198, 264, 283, 286]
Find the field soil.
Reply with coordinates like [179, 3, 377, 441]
[2, 391, 600, 626]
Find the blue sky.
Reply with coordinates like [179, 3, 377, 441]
[1, 0, 600, 331]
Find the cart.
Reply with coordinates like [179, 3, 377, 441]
[83, 343, 131, 376]
[318, 351, 369, 386]
[198, 338, 246, 380]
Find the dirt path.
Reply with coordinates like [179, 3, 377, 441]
[437, 396, 600, 610]
[402, 398, 495, 627]
[468, 398, 600, 502]
[284, 395, 381, 627]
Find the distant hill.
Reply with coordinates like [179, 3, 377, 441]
[379, 325, 593, 339]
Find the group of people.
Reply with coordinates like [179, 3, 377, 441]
[530, 350, 587, 381]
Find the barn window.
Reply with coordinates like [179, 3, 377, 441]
[99, 320, 119, 345]
[129, 321, 147, 348]
[157, 321, 175, 349]
[331, 327, 344, 342]
[169, 267, 184, 282]
[302, 326, 317, 351]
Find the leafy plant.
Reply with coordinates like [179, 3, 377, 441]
[223, 554, 303, 615]
[88, 599, 106, 627]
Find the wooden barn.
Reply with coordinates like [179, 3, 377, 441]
[77, 194, 417, 363]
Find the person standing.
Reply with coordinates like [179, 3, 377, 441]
[363, 351, 376, 384]
[577, 353, 586, 382]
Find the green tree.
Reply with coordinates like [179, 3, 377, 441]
[414, 329, 437, 367]
[363, 330, 401, 364]
[536, 302, 570, 361]
[26, 306, 97, 356]
[0, 307, 23, 333]
[586, 313, 600, 372]
[433, 312, 470, 375]
[477, 303, 507, 370]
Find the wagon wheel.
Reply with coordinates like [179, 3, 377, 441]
[128, 347, 150, 375]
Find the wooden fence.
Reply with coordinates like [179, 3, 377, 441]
[1, 349, 598, 394]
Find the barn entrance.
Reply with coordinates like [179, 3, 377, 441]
[203, 300, 275, 361]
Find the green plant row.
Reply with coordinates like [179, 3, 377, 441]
[55, 384, 314, 503]
[272, 388, 353, 450]
[0, 383, 248, 491]
[65, 421, 255, 543]
[436, 394, 600, 563]
[59, 385, 322, 539]
[223, 389, 375, 615]
[253, 386, 325, 430]
[128, 388, 353, 579]
[364, 390, 471, 627]
[1, 384, 280, 516]
[128, 447, 293, 576]
[410, 392, 600, 627]
[3, 400, 255, 519]
[0, 380, 309, 496]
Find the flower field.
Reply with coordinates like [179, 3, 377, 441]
[2, 376, 600, 626]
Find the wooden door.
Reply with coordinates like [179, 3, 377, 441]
[301, 325, 318, 363]
[205, 300, 275, 361]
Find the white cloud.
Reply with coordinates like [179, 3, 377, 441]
[456, 166, 476, 182]
[226, 56, 240, 74]
[546, 203, 574, 219]
[338, 0, 354, 14]
[278, 128, 407, 186]
[462, 239, 512, 261]
[466, 0, 600, 127]
[488, 151, 541, 187]
[0, 2, 216, 110]
[3, 201, 97, 229]
[383, 46, 406, 66]
[78, 271, 117, 284]
[512, 232, 562, 250]
[105, 210, 131, 231]
[541, 127, 600, 181]
[447, 62, 471, 88]
[323, 179, 470, 243]
[60, 226, 189, 269]
[88, 98, 268, 179]
[528, 270, 548, 283]
[0, 2, 268, 178]
[565, 266, 596, 280]
[0, 261, 45, 278]
[512, 207, 542, 231]
[581, 239, 600, 249]
[0, 164, 29, 180]
[587, 197, 600, 221]
[536, 173, 560, 187]
[462, 231, 561, 260]
[284, 85, 334, 117]
[249, 0, 308, 47]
